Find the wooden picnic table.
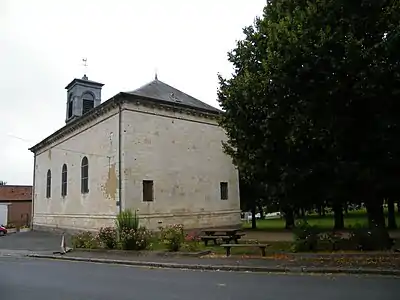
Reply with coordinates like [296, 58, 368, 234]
[203, 228, 241, 236]
[200, 228, 245, 246]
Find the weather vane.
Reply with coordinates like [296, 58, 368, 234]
[82, 58, 88, 79]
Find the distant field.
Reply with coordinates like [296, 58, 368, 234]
[242, 209, 400, 230]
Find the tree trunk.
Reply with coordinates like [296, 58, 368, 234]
[365, 197, 392, 250]
[333, 203, 344, 230]
[251, 200, 257, 229]
[398, 201, 400, 214]
[300, 208, 305, 218]
[283, 207, 295, 229]
[258, 203, 264, 220]
[387, 198, 397, 229]
[344, 203, 348, 214]
[317, 205, 322, 217]
[295, 208, 301, 218]
[366, 200, 386, 229]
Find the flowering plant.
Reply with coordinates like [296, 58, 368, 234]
[120, 227, 152, 250]
[72, 231, 98, 249]
[160, 224, 184, 251]
[97, 227, 117, 249]
[185, 231, 201, 243]
[183, 231, 201, 251]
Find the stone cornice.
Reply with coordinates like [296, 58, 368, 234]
[29, 92, 221, 154]
[120, 92, 220, 121]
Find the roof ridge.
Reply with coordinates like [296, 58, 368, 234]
[128, 79, 158, 93]
[126, 79, 221, 113]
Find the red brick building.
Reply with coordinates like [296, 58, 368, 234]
[0, 185, 32, 227]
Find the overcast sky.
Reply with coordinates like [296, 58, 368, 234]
[0, 0, 265, 185]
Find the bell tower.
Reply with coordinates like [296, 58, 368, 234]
[64, 74, 104, 124]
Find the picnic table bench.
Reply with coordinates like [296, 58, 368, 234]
[200, 228, 245, 246]
[199, 233, 245, 246]
[220, 243, 269, 257]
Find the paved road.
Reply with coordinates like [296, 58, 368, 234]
[1, 257, 399, 300]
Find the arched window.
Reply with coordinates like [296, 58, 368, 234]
[82, 92, 95, 115]
[46, 170, 51, 198]
[61, 164, 68, 197]
[81, 156, 89, 194]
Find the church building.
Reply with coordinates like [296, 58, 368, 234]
[29, 74, 240, 232]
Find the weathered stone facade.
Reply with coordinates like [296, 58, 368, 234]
[121, 102, 240, 230]
[31, 78, 240, 232]
[33, 109, 120, 231]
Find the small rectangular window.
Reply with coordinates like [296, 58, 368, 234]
[143, 180, 154, 202]
[220, 182, 228, 200]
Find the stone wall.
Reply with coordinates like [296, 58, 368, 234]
[121, 102, 241, 230]
[33, 108, 120, 231]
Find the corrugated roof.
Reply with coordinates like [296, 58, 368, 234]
[126, 79, 221, 113]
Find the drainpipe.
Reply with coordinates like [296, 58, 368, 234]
[31, 153, 36, 230]
[118, 100, 123, 214]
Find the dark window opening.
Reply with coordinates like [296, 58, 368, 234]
[46, 170, 51, 198]
[82, 99, 94, 114]
[81, 156, 89, 194]
[220, 182, 228, 200]
[61, 164, 68, 197]
[82, 93, 95, 115]
[143, 180, 154, 202]
[68, 101, 73, 118]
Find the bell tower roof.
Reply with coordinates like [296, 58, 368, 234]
[65, 75, 104, 90]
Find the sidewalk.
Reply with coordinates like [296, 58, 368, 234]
[27, 249, 400, 276]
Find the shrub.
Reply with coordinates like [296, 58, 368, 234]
[116, 209, 140, 233]
[98, 227, 118, 249]
[291, 220, 319, 252]
[6, 223, 16, 229]
[349, 225, 394, 251]
[160, 224, 184, 252]
[183, 231, 201, 252]
[119, 227, 152, 250]
[318, 232, 348, 251]
[72, 231, 98, 249]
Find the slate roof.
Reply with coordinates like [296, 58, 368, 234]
[65, 77, 104, 90]
[126, 79, 221, 114]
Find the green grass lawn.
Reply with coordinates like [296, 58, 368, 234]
[242, 209, 400, 230]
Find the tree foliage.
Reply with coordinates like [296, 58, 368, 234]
[218, 0, 400, 234]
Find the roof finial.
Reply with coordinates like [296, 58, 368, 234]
[154, 68, 158, 81]
[82, 58, 88, 80]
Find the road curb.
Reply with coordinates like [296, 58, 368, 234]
[26, 254, 400, 276]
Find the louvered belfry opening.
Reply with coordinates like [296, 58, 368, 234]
[82, 93, 95, 115]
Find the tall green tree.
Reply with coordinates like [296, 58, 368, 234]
[218, 0, 400, 241]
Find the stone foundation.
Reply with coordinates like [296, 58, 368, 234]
[33, 210, 241, 233]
